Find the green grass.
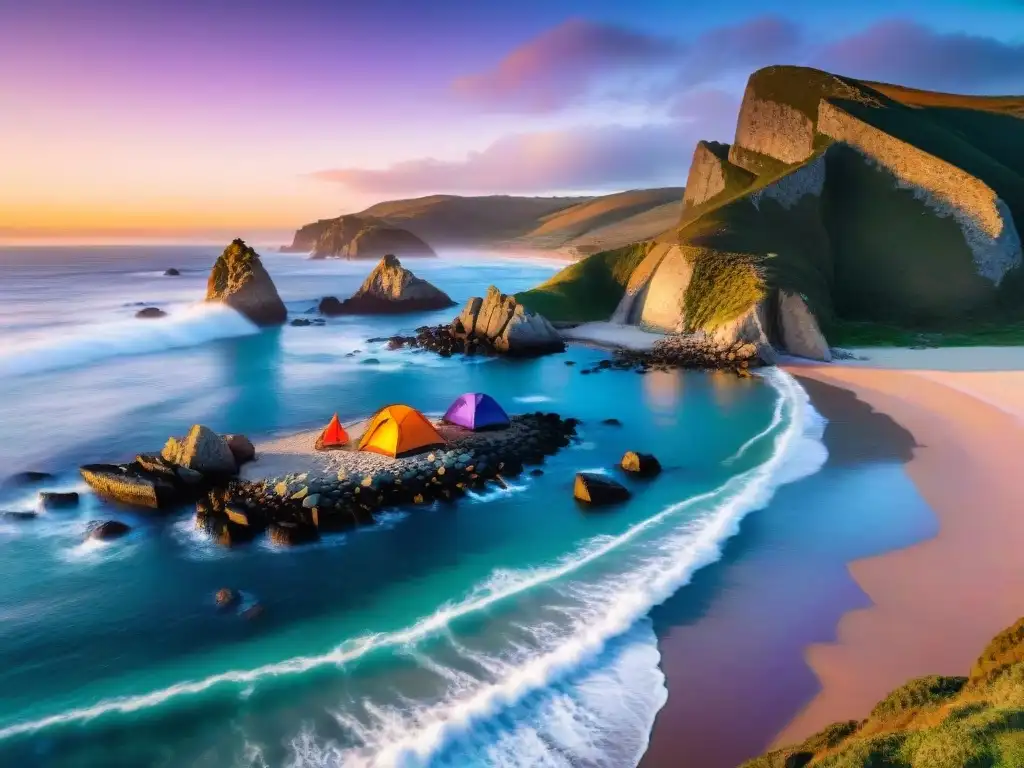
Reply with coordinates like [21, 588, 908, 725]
[513, 242, 651, 322]
[832, 319, 1024, 347]
[742, 617, 1024, 768]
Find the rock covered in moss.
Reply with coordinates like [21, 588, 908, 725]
[206, 239, 287, 326]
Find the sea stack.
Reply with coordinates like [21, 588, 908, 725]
[206, 239, 287, 326]
[454, 286, 564, 356]
[319, 255, 455, 315]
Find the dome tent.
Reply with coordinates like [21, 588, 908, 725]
[357, 405, 446, 458]
[442, 393, 510, 431]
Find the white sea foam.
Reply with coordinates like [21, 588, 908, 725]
[513, 395, 552, 404]
[0, 371, 825, 766]
[0, 303, 259, 378]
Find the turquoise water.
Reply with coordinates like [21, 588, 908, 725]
[0, 247, 825, 767]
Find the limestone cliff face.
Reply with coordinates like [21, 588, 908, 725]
[206, 239, 287, 326]
[731, 96, 815, 173]
[817, 100, 1022, 285]
[310, 216, 437, 260]
[682, 142, 728, 211]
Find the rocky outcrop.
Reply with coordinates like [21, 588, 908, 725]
[453, 286, 564, 356]
[620, 452, 662, 478]
[206, 239, 287, 326]
[135, 307, 166, 319]
[682, 141, 729, 210]
[163, 268, 180, 276]
[310, 216, 436, 260]
[86, 520, 131, 541]
[80, 463, 180, 509]
[778, 291, 831, 361]
[319, 255, 455, 315]
[629, 244, 692, 332]
[162, 425, 237, 476]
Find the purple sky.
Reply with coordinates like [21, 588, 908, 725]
[2, 0, 1022, 241]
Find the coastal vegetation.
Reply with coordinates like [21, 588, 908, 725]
[509, 65, 1024, 358]
[743, 616, 1024, 767]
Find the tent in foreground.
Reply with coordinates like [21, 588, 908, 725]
[358, 404, 446, 457]
[443, 393, 510, 431]
[315, 413, 350, 450]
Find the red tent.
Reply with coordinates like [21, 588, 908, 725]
[315, 413, 349, 450]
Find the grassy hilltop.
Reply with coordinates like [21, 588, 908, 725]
[516, 66, 1024, 348]
[744, 616, 1024, 767]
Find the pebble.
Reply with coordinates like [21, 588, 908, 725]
[302, 494, 320, 509]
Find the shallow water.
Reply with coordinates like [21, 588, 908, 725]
[0, 246, 826, 767]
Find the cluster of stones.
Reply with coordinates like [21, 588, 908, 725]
[78, 425, 256, 512]
[198, 413, 580, 548]
[576, 336, 767, 377]
[380, 324, 501, 358]
[573, 451, 663, 506]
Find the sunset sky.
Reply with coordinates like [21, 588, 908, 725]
[2, 0, 1023, 243]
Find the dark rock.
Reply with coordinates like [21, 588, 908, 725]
[135, 307, 167, 319]
[224, 434, 256, 465]
[601, 418, 622, 427]
[620, 452, 662, 478]
[86, 520, 131, 541]
[319, 256, 455, 315]
[361, 358, 381, 365]
[241, 602, 265, 620]
[2, 510, 38, 521]
[39, 491, 80, 509]
[215, 588, 241, 610]
[529, 469, 545, 477]
[163, 268, 180, 276]
[318, 296, 345, 315]
[573, 473, 631, 506]
[5, 471, 54, 486]
[290, 318, 312, 326]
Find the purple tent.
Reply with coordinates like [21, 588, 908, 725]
[443, 393, 510, 431]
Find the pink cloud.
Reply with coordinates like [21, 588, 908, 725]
[817, 21, 1024, 91]
[452, 18, 679, 112]
[311, 118, 734, 196]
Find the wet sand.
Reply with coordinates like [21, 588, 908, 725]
[640, 373, 929, 768]
[773, 361, 1024, 746]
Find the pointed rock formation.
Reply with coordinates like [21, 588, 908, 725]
[319, 255, 455, 315]
[206, 239, 287, 326]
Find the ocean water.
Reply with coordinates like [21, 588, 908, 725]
[0, 246, 827, 768]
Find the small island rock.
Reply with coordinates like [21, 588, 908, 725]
[163, 268, 180, 276]
[620, 451, 662, 478]
[215, 588, 241, 609]
[573, 473, 631, 506]
[39, 491, 80, 509]
[319, 255, 455, 315]
[135, 307, 167, 319]
[206, 239, 287, 326]
[86, 520, 131, 541]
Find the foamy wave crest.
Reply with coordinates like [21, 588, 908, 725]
[0, 304, 259, 378]
[513, 395, 552, 404]
[292, 369, 825, 767]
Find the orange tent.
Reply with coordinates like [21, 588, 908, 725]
[358, 404, 445, 458]
[315, 413, 350, 451]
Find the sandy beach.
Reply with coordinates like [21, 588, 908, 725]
[774, 348, 1024, 745]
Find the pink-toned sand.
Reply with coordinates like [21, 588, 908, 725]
[774, 360, 1024, 745]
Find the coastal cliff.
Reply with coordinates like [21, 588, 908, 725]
[515, 65, 1024, 362]
[309, 215, 436, 260]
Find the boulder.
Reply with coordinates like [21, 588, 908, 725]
[5, 471, 54, 486]
[319, 255, 455, 315]
[39, 491, 80, 510]
[620, 451, 662, 478]
[162, 425, 237, 476]
[86, 520, 131, 541]
[241, 602, 265, 620]
[135, 307, 167, 319]
[2, 510, 37, 521]
[163, 268, 180, 276]
[224, 434, 256, 465]
[290, 318, 311, 326]
[454, 287, 564, 356]
[80, 463, 180, 509]
[215, 588, 241, 610]
[573, 473, 631, 506]
[205, 238, 287, 326]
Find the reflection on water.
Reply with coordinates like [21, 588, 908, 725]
[643, 369, 683, 423]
